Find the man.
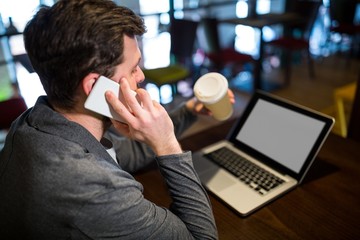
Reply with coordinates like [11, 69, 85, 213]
[0, 0, 234, 239]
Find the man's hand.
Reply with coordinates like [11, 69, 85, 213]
[186, 89, 236, 116]
[105, 78, 182, 156]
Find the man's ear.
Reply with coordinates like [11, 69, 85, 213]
[82, 73, 100, 96]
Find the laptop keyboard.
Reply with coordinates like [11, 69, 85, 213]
[204, 147, 285, 195]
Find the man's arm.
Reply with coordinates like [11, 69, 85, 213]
[169, 102, 198, 138]
[156, 151, 218, 239]
[72, 151, 217, 239]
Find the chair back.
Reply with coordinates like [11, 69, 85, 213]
[197, 17, 222, 55]
[0, 97, 28, 130]
[284, 0, 321, 39]
[329, 0, 357, 26]
[169, 18, 199, 65]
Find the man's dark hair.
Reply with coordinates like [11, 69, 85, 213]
[24, 0, 146, 109]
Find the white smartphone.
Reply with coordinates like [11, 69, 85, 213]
[84, 76, 136, 122]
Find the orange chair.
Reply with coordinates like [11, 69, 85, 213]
[0, 97, 28, 130]
[333, 82, 357, 137]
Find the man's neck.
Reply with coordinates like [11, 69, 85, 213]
[54, 105, 106, 141]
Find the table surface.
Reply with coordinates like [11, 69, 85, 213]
[135, 119, 360, 239]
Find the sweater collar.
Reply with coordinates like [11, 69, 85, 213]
[27, 96, 116, 163]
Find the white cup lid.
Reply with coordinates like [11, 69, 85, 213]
[193, 72, 228, 104]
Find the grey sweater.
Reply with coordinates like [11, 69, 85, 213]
[0, 96, 218, 239]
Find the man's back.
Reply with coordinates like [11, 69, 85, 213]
[0, 97, 217, 239]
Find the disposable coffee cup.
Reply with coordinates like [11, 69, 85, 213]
[193, 72, 233, 121]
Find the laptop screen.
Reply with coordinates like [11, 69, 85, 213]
[230, 91, 334, 181]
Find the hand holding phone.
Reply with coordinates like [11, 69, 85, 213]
[102, 77, 183, 155]
[84, 76, 136, 122]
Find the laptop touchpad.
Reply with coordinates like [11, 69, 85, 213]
[201, 169, 237, 192]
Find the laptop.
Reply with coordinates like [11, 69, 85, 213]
[193, 91, 334, 216]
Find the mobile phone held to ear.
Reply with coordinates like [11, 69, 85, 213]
[84, 76, 136, 122]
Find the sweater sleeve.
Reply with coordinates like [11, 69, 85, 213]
[169, 102, 198, 138]
[156, 151, 218, 239]
[72, 151, 218, 240]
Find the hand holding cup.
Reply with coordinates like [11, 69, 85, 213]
[193, 72, 234, 121]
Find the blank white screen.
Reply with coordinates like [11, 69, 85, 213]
[236, 99, 325, 173]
